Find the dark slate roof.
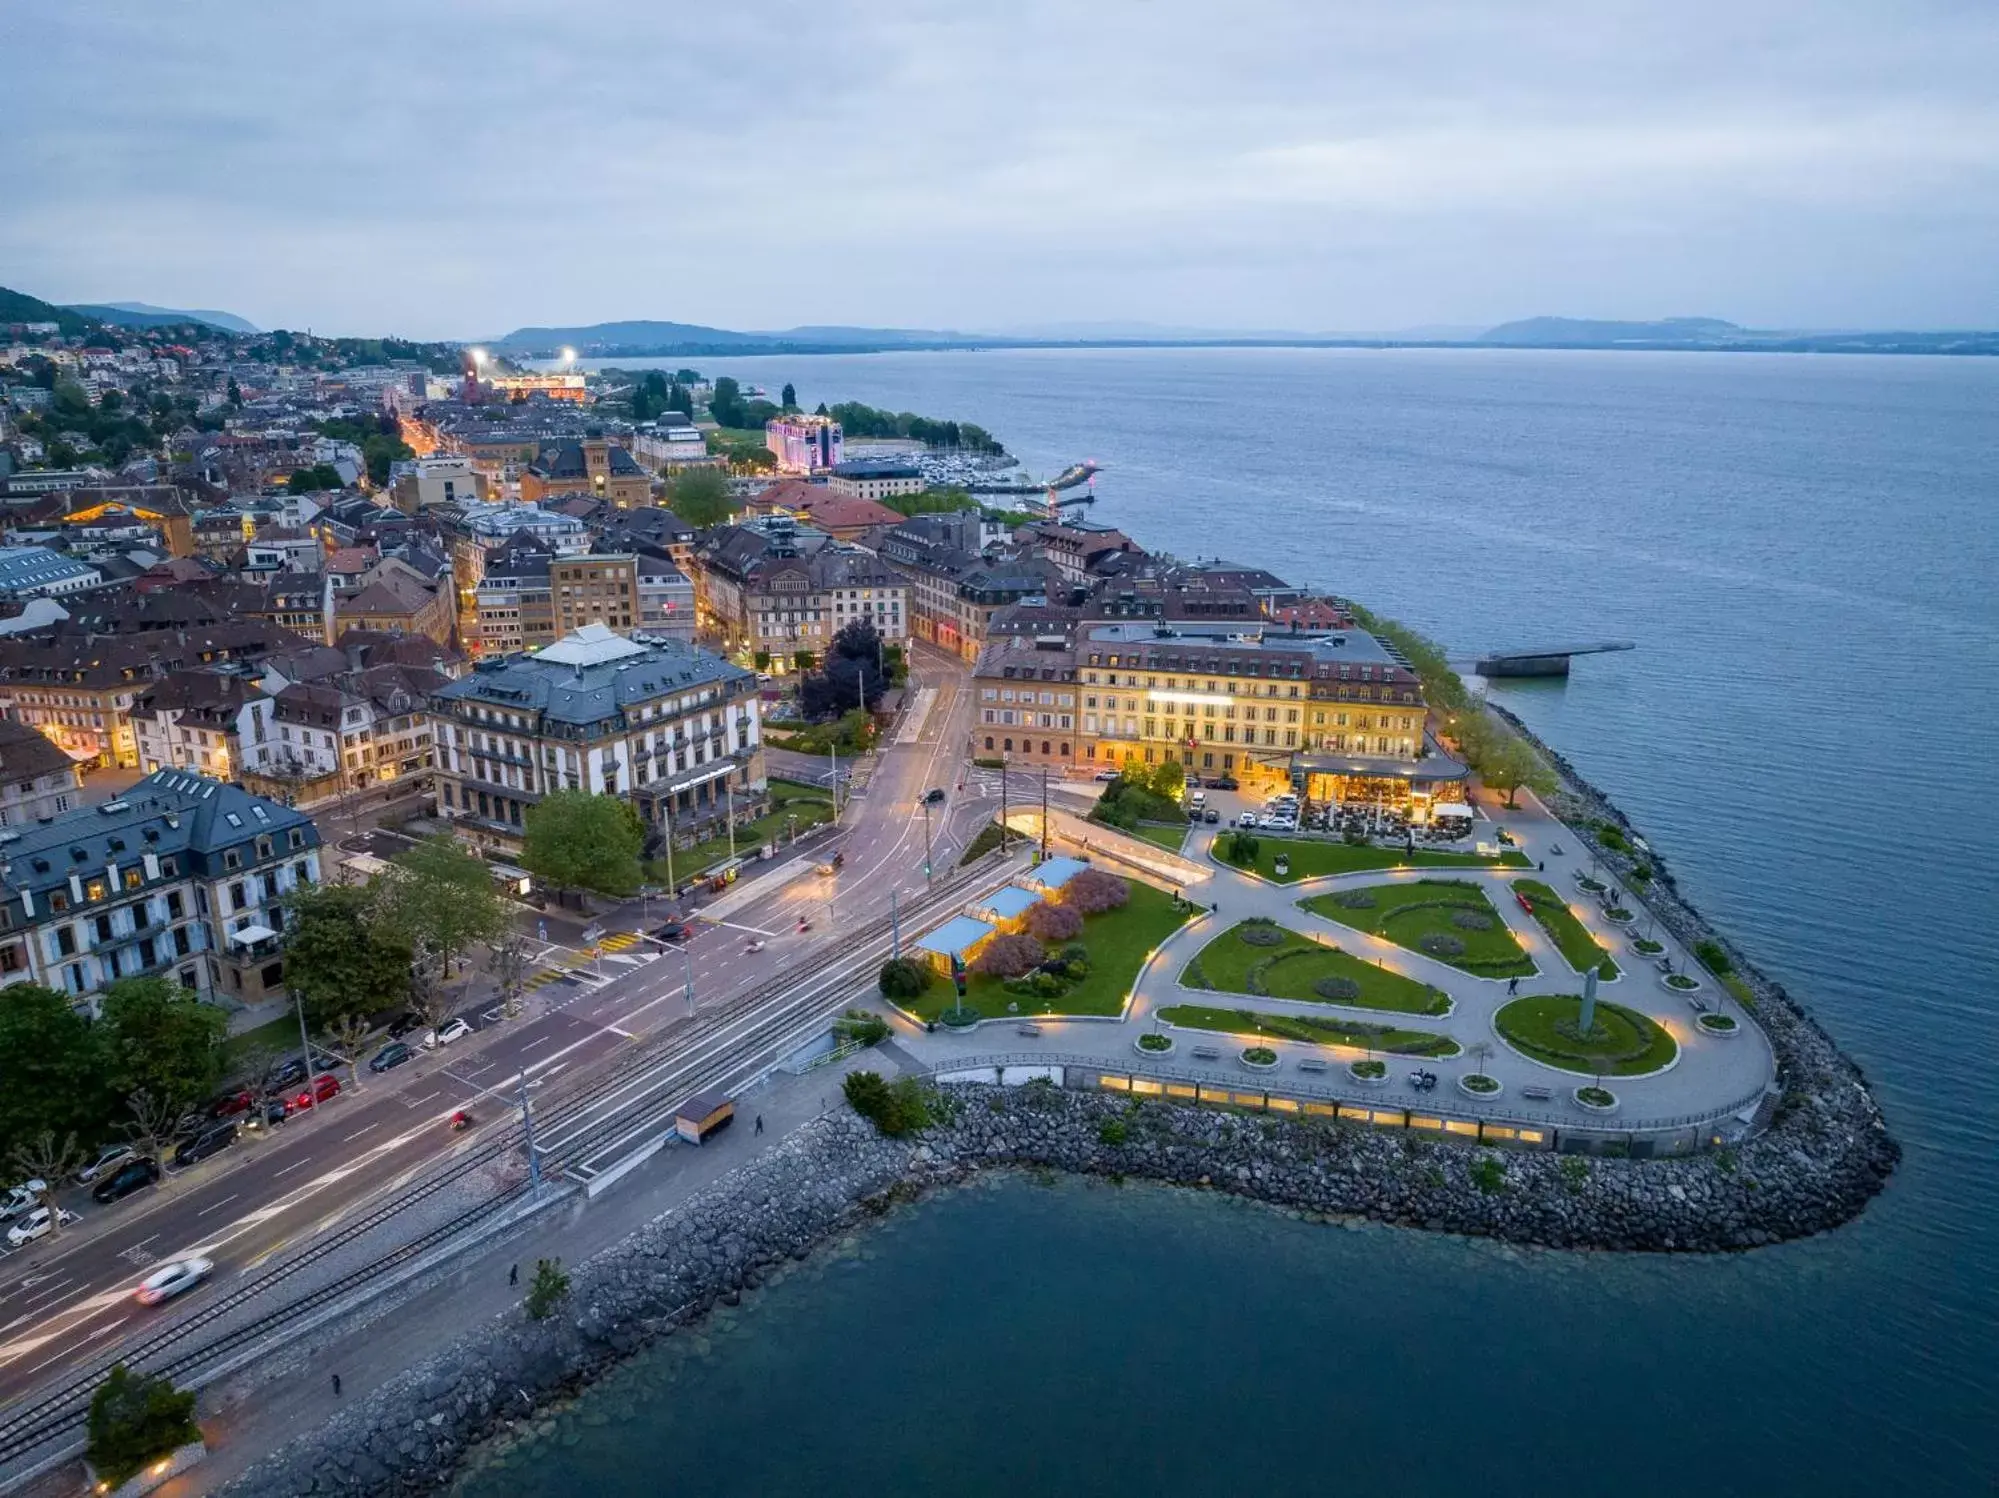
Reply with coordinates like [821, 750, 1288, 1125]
[432, 629, 752, 730]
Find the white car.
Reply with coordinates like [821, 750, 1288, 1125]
[134, 1256, 215, 1306]
[76, 1144, 135, 1185]
[6, 1205, 77, 1247]
[1237, 813, 1260, 829]
[0, 1180, 48, 1220]
[421, 1017, 472, 1049]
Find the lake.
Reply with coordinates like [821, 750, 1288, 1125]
[479, 346, 1999, 1491]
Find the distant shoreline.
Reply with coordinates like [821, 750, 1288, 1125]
[531, 334, 1999, 366]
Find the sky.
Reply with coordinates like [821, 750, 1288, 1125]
[2, 0, 1996, 340]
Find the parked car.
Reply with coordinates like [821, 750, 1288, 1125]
[1093, 768, 1119, 782]
[1212, 775, 1239, 791]
[6, 1205, 78, 1247]
[75, 1143, 135, 1185]
[241, 1098, 288, 1132]
[286, 1074, 342, 1114]
[92, 1157, 161, 1205]
[133, 1256, 214, 1307]
[208, 1089, 256, 1119]
[1203, 808, 1221, 824]
[421, 1018, 472, 1050]
[1237, 813, 1260, 829]
[173, 1122, 238, 1169]
[368, 1041, 412, 1075]
[0, 1180, 48, 1220]
[386, 1012, 424, 1040]
[265, 1057, 309, 1091]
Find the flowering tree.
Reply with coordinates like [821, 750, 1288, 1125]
[971, 934, 1045, 978]
[1025, 900, 1084, 943]
[1061, 869, 1129, 914]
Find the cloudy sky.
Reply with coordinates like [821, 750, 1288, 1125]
[2, 0, 1995, 339]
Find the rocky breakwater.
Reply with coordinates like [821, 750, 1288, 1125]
[215, 1116, 920, 1498]
[1484, 702, 1899, 1207]
[925, 1079, 1891, 1250]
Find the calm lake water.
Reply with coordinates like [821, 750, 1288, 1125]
[484, 348, 1999, 1492]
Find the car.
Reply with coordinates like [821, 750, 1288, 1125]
[923, 787, 947, 804]
[651, 921, 690, 943]
[265, 1057, 309, 1091]
[133, 1256, 214, 1307]
[241, 1098, 288, 1132]
[286, 1074, 342, 1114]
[75, 1143, 135, 1185]
[173, 1122, 238, 1169]
[1093, 768, 1119, 782]
[209, 1089, 256, 1119]
[1212, 775, 1239, 791]
[1203, 808, 1220, 824]
[368, 1041, 412, 1074]
[1237, 813, 1260, 829]
[1, 1180, 48, 1220]
[5, 1205, 78, 1247]
[92, 1157, 161, 1205]
[421, 1017, 472, 1050]
[386, 1012, 424, 1040]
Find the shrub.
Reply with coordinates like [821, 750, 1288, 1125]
[1576, 1086, 1616, 1107]
[1236, 923, 1285, 947]
[959, 821, 1009, 863]
[87, 1365, 200, 1488]
[1219, 830, 1260, 865]
[1242, 1046, 1277, 1065]
[1025, 900, 1084, 943]
[1098, 1117, 1130, 1146]
[1062, 868, 1130, 913]
[1694, 938, 1732, 975]
[1461, 1072, 1500, 1093]
[525, 1257, 571, 1320]
[1450, 908, 1496, 931]
[1418, 932, 1466, 957]
[1342, 827, 1368, 846]
[1350, 1059, 1387, 1078]
[877, 957, 932, 1000]
[1595, 821, 1628, 852]
[972, 933, 1045, 977]
[1559, 1156, 1591, 1191]
[834, 1009, 890, 1046]
[842, 1070, 934, 1136]
[1332, 889, 1376, 909]
[1137, 1032, 1172, 1052]
[1313, 976, 1362, 1002]
[1469, 1155, 1508, 1193]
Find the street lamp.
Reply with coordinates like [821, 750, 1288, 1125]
[921, 797, 934, 884]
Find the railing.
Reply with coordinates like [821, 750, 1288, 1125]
[921, 1051, 1775, 1138]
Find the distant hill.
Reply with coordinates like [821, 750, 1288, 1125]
[1478, 316, 1746, 347]
[490, 320, 785, 355]
[0, 285, 92, 334]
[68, 301, 260, 334]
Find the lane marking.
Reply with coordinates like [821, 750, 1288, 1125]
[274, 1158, 313, 1176]
[196, 1194, 239, 1218]
[342, 1124, 378, 1142]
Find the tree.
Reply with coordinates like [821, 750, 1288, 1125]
[281, 882, 413, 1031]
[667, 466, 733, 527]
[226, 377, 242, 407]
[286, 463, 342, 493]
[1149, 758, 1186, 798]
[522, 790, 645, 900]
[374, 837, 508, 996]
[123, 1088, 196, 1171]
[667, 383, 693, 418]
[321, 1013, 375, 1088]
[87, 1365, 200, 1488]
[1024, 900, 1084, 943]
[708, 375, 744, 429]
[971, 933, 1044, 977]
[1481, 736, 1546, 809]
[99, 977, 226, 1113]
[525, 1257, 571, 1320]
[0, 984, 110, 1167]
[1062, 869, 1130, 914]
[490, 934, 530, 1019]
[799, 619, 889, 721]
[11, 1131, 87, 1227]
[877, 956, 932, 1000]
[780, 381, 797, 410]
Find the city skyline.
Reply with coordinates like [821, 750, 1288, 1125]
[4, 0, 1996, 340]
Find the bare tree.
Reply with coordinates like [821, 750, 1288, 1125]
[489, 934, 530, 1019]
[406, 943, 457, 1040]
[321, 1013, 375, 1089]
[10, 1131, 87, 1236]
[1467, 1039, 1494, 1078]
[124, 1088, 196, 1170]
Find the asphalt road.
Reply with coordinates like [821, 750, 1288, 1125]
[0, 644, 986, 1404]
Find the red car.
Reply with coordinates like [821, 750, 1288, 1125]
[287, 1073, 342, 1114]
[209, 1089, 255, 1119]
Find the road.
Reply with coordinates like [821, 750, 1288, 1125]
[0, 644, 986, 1410]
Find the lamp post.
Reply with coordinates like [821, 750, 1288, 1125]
[516, 1063, 542, 1192]
[682, 942, 695, 1016]
[921, 798, 934, 885]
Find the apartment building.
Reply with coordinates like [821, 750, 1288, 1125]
[0, 717, 83, 827]
[971, 635, 1083, 769]
[0, 771, 322, 1007]
[430, 624, 762, 855]
[877, 516, 1046, 662]
[129, 671, 272, 780]
[518, 438, 654, 509]
[694, 521, 908, 672]
[239, 663, 443, 806]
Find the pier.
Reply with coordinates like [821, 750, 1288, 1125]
[1473, 641, 1636, 677]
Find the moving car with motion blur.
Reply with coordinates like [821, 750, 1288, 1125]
[133, 1257, 214, 1306]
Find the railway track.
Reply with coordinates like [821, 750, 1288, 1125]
[0, 855, 1010, 1473]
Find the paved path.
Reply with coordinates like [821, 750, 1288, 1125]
[903, 788, 1776, 1130]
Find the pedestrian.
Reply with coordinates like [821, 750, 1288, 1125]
[1507, 977, 1519, 996]
[509, 1263, 519, 1287]
[332, 1373, 342, 1397]
[754, 1114, 764, 1135]
[1538, 860, 1545, 872]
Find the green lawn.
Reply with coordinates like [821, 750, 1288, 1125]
[647, 778, 835, 883]
[902, 880, 1193, 1022]
[225, 1014, 304, 1068]
[1133, 822, 1190, 853]
[1301, 879, 1536, 978]
[1493, 995, 1677, 1076]
[1182, 921, 1451, 1016]
[1512, 879, 1621, 979]
[1215, 834, 1529, 883]
[1159, 1003, 1460, 1058]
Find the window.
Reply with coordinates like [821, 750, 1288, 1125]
[229, 881, 247, 910]
[55, 925, 76, 957]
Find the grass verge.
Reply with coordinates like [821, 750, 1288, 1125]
[1301, 879, 1536, 977]
[1512, 879, 1621, 979]
[647, 778, 834, 883]
[1159, 1003, 1459, 1058]
[1217, 835, 1530, 883]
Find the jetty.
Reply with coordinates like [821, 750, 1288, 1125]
[1474, 641, 1635, 678]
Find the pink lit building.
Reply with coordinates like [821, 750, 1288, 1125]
[765, 414, 843, 474]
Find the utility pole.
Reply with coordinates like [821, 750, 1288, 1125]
[890, 887, 901, 957]
[999, 754, 1009, 852]
[1040, 762, 1049, 860]
[663, 798, 676, 900]
[682, 943, 695, 1016]
[517, 1064, 542, 1192]
[922, 799, 934, 885]
[829, 744, 839, 814]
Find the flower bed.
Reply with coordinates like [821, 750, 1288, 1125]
[1603, 907, 1635, 926]
[1662, 973, 1704, 994]
[1348, 1059, 1389, 1085]
[1631, 936, 1665, 956]
[1457, 1073, 1502, 1099]
[1697, 1013, 1740, 1037]
[1134, 1032, 1176, 1055]
[1158, 1004, 1458, 1058]
[1573, 1086, 1619, 1113]
[1574, 874, 1608, 894]
[1241, 1046, 1279, 1069]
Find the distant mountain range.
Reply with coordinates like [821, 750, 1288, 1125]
[65, 301, 261, 334]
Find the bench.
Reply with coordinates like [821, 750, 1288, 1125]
[1297, 1058, 1329, 1073]
[1016, 1023, 1042, 1038]
[1520, 1085, 1555, 1101]
[1191, 1045, 1222, 1061]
